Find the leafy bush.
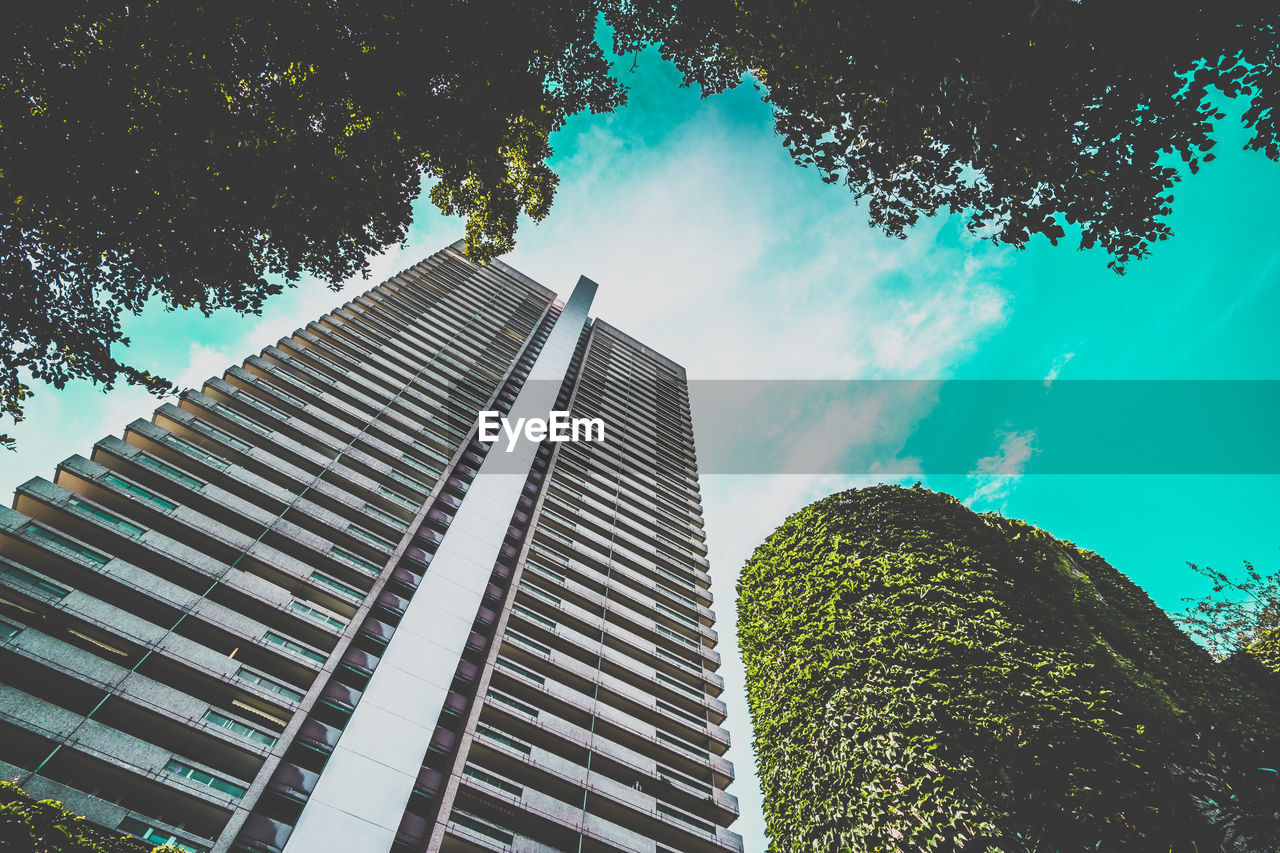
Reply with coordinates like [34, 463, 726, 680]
[738, 484, 1280, 852]
[0, 781, 159, 853]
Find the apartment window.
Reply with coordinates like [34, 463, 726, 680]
[486, 689, 539, 718]
[0, 564, 69, 598]
[259, 379, 305, 407]
[400, 454, 442, 479]
[524, 561, 565, 584]
[135, 454, 204, 488]
[657, 763, 710, 793]
[25, 524, 108, 564]
[346, 523, 395, 550]
[512, 603, 556, 630]
[103, 474, 177, 511]
[656, 646, 701, 673]
[264, 632, 326, 664]
[202, 710, 277, 747]
[309, 571, 363, 601]
[539, 526, 577, 548]
[530, 542, 568, 564]
[656, 624, 698, 649]
[657, 730, 709, 759]
[656, 584, 698, 609]
[163, 434, 230, 469]
[378, 486, 419, 508]
[67, 498, 146, 537]
[362, 503, 408, 529]
[329, 547, 381, 576]
[657, 602, 699, 629]
[0, 618, 22, 640]
[657, 671, 703, 700]
[450, 810, 514, 845]
[217, 406, 270, 435]
[191, 420, 253, 452]
[411, 441, 451, 465]
[495, 656, 544, 685]
[518, 581, 560, 606]
[235, 667, 304, 702]
[117, 817, 205, 853]
[541, 509, 577, 529]
[387, 468, 430, 493]
[244, 396, 291, 420]
[290, 601, 347, 631]
[476, 724, 531, 754]
[164, 760, 246, 798]
[506, 630, 551, 656]
[656, 804, 716, 835]
[654, 565, 697, 590]
[657, 699, 706, 726]
[463, 765, 523, 797]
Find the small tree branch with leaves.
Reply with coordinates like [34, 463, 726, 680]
[1176, 558, 1280, 664]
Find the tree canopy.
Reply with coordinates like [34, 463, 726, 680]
[3, 2, 1279, 443]
[1, 2, 623, 446]
[619, 0, 1280, 268]
[739, 484, 1280, 851]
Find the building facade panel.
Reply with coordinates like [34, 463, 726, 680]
[0, 245, 740, 853]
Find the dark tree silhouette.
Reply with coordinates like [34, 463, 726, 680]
[614, 0, 1280, 269]
[4, 2, 1279, 445]
[1, 2, 623, 446]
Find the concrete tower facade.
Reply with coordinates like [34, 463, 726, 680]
[0, 245, 741, 853]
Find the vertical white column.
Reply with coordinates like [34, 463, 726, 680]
[282, 277, 597, 852]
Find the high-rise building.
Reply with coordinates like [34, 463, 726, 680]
[0, 245, 741, 853]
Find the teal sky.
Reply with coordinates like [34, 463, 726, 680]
[4, 38, 1280, 853]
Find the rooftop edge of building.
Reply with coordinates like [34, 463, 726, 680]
[591, 318, 688, 381]
[445, 239, 558, 303]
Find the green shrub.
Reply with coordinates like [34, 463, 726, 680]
[738, 484, 1280, 852]
[0, 781, 160, 853]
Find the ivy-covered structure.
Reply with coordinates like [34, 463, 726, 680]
[0, 782, 157, 852]
[738, 484, 1280, 852]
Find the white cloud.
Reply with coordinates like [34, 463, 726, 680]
[1043, 351, 1076, 387]
[964, 429, 1037, 508]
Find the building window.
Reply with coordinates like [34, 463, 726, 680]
[329, 547, 381, 576]
[346, 523, 395, 550]
[25, 524, 108, 564]
[103, 474, 178, 511]
[202, 710, 277, 747]
[512, 604, 556, 630]
[309, 571, 364, 601]
[495, 657, 544, 685]
[656, 803, 716, 835]
[134, 454, 204, 488]
[518, 581, 561, 606]
[486, 690, 539, 718]
[235, 667, 304, 702]
[506, 630, 551, 656]
[163, 760, 246, 798]
[117, 817, 206, 853]
[361, 503, 408, 529]
[463, 765, 524, 797]
[67, 498, 146, 537]
[289, 601, 347, 631]
[475, 725, 532, 754]
[263, 632, 326, 664]
[162, 434, 230, 469]
[0, 564, 69, 598]
[450, 810, 514, 845]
